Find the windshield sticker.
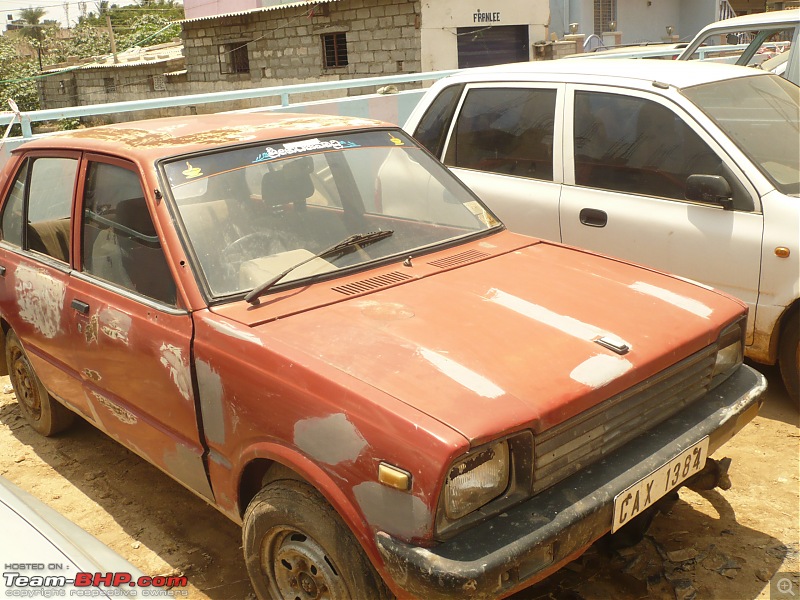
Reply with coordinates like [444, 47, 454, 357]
[388, 133, 404, 146]
[464, 200, 500, 227]
[182, 162, 203, 179]
[253, 139, 361, 163]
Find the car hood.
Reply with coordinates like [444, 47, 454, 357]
[222, 242, 742, 443]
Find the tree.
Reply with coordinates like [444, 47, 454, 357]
[18, 6, 47, 70]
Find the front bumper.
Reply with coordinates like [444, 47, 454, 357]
[376, 364, 766, 600]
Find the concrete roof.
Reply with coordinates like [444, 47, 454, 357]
[180, 0, 340, 24]
[42, 41, 184, 74]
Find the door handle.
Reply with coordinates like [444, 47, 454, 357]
[579, 208, 608, 228]
[71, 299, 90, 315]
[0, 265, 5, 277]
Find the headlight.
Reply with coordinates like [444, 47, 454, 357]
[444, 441, 509, 520]
[712, 319, 744, 380]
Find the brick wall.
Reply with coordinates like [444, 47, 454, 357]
[181, 0, 421, 104]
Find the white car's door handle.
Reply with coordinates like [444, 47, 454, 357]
[579, 208, 608, 228]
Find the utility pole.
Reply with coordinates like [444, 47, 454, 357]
[106, 13, 118, 63]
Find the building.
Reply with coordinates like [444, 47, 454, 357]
[549, 0, 753, 46]
[39, 41, 185, 119]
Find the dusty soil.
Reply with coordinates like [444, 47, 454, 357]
[0, 363, 797, 600]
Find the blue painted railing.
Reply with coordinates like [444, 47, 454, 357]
[0, 70, 458, 137]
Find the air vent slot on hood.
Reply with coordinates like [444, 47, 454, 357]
[332, 271, 412, 295]
[428, 250, 490, 269]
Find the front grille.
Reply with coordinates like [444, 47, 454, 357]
[532, 345, 717, 493]
[331, 271, 412, 295]
[428, 250, 490, 269]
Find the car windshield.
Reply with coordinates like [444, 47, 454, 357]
[683, 74, 800, 196]
[162, 129, 500, 298]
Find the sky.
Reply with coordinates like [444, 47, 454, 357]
[1, 0, 143, 28]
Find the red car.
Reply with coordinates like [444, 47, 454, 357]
[0, 113, 765, 599]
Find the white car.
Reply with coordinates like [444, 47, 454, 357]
[677, 9, 799, 85]
[0, 476, 149, 596]
[404, 59, 799, 399]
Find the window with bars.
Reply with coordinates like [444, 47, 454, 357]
[594, 0, 617, 34]
[322, 32, 348, 68]
[219, 42, 250, 75]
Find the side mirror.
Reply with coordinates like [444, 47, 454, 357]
[726, 33, 739, 45]
[686, 174, 734, 210]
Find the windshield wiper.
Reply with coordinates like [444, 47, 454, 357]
[244, 229, 394, 304]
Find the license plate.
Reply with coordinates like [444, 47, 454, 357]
[612, 436, 709, 533]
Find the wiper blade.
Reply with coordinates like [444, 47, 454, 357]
[244, 229, 394, 304]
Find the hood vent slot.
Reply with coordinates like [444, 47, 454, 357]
[428, 250, 490, 269]
[332, 271, 412, 295]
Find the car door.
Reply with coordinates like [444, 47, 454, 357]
[67, 154, 212, 500]
[559, 86, 763, 344]
[0, 151, 88, 414]
[437, 82, 565, 242]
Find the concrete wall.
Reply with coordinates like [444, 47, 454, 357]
[619, 2, 681, 43]
[549, 0, 720, 46]
[419, 0, 550, 71]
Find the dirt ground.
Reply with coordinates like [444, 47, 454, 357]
[0, 363, 797, 600]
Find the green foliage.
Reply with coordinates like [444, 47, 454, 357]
[0, 36, 40, 112]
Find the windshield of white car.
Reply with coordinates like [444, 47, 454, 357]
[683, 74, 800, 196]
[162, 129, 500, 298]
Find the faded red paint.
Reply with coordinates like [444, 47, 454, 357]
[0, 113, 763, 599]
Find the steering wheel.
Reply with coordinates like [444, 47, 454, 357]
[221, 231, 286, 259]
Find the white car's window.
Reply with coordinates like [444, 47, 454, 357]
[573, 92, 748, 207]
[686, 27, 794, 67]
[683, 74, 800, 196]
[444, 87, 557, 182]
[82, 162, 177, 305]
[164, 130, 499, 298]
[26, 157, 78, 263]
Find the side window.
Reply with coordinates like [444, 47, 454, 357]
[0, 158, 29, 247]
[573, 92, 744, 205]
[82, 162, 177, 305]
[413, 84, 464, 158]
[27, 157, 78, 263]
[444, 87, 556, 181]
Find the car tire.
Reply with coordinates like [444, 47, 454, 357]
[778, 311, 799, 402]
[5, 330, 74, 436]
[242, 479, 390, 600]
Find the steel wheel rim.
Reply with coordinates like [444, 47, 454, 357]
[261, 527, 346, 600]
[11, 350, 41, 420]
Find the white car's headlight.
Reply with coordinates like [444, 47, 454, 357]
[444, 441, 510, 520]
[712, 320, 744, 381]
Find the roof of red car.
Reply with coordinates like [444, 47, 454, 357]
[16, 112, 390, 161]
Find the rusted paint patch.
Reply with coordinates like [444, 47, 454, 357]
[206, 319, 263, 346]
[356, 300, 415, 321]
[99, 307, 132, 344]
[82, 368, 102, 382]
[92, 392, 137, 425]
[485, 287, 632, 348]
[196, 360, 225, 445]
[85, 314, 99, 344]
[14, 266, 65, 339]
[159, 343, 191, 401]
[417, 347, 504, 399]
[629, 281, 713, 319]
[353, 481, 430, 539]
[66, 116, 380, 148]
[570, 355, 633, 389]
[294, 413, 367, 465]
